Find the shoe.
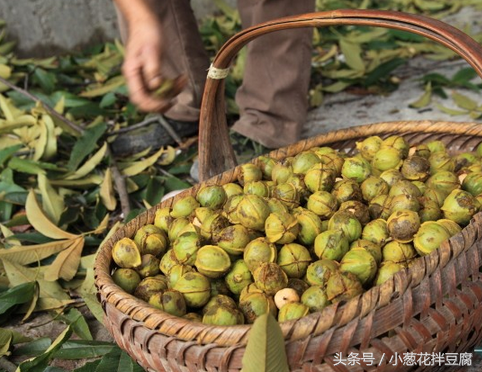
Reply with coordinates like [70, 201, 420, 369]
[110, 115, 198, 156]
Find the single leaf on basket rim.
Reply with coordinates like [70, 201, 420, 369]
[43, 236, 84, 282]
[25, 189, 78, 240]
[241, 313, 289, 372]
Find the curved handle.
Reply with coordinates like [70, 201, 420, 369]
[198, 9, 482, 181]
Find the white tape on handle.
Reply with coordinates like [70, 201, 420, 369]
[207, 64, 229, 79]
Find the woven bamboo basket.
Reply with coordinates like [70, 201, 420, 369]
[95, 10, 482, 372]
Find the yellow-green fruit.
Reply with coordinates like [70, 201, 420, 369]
[214, 224, 251, 256]
[301, 286, 331, 313]
[136, 254, 161, 278]
[339, 248, 377, 287]
[314, 229, 349, 261]
[170, 195, 200, 218]
[202, 305, 244, 326]
[325, 271, 363, 303]
[159, 249, 180, 276]
[441, 189, 479, 226]
[278, 302, 309, 322]
[360, 176, 389, 203]
[134, 224, 168, 257]
[307, 191, 338, 219]
[172, 231, 201, 266]
[293, 207, 325, 245]
[304, 164, 336, 194]
[381, 241, 416, 264]
[341, 156, 372, 183]
[277, 243, 312, 279]
[350, 239, 382, 265]
[237, 163, 263, 186]
[202, 294, 238, 315]
[253, 263, 289, 296]
[425, 171, 460, 197]
[371, 148, 403, 173]
[305, 259, 339, 287]
[112, 238, 142, 269]
[153, 207, 173, 233]
[362, 219, 390, 246]
[201, 212, 230, 241]
[272, 182, 300, 209]
[256, 156, 277, 179]
[196, 185, 227, 209]
[375, 261, 404, 285]
[381, 135, 409, 158]
[195, 245, 231, 279]
[236, 195, 271, 231]
[401, 156, 430, 181]
[331, 179, 362, 205]
[292, 151, 321, 175]
[183, 312, 203, 322]
[243, 237, 277, 273]
[134, 276, 168, 302]
[243, 181, 270, 197]
[413, 221, 451, 256]
[173, 272, 211, 308]
[436, 219, 462, 236]
[265, 211, 300, 244]
[148, 289, 187, 317]
[112, 268, 141, 294]
[222, 182, 244, 198]
[167, 218, 190, 243]
[225, 259, 253, 295]
[327, 210, 362, 243]
[239, 292, 277, 324]
[167, 264, 194, 288]
[356, 136, 382, 161]
[387, 209, 420, 243]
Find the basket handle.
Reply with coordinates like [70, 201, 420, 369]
[197, 9, 482, 181]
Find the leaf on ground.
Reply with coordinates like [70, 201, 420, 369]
[59, 308, 93, 341]
[452, 91, 478, 111]
[2, 259, 73, 311]
[38, 173, 64, 224]
[94, 346, 144, 372]
[121, 147, 166, 176]
[50, 174, 103, 188]
[339, 39, 365, 72]
[0, 239, 73, 265]
[0, 144, 22, 166]
[54, 340, 115, 360]
[0, 328, 32, 356]
[241, 313, 289, 372]
[409, 82, 432, 109]
[99, 168, 116, 211]
[41, 114, 57, 160]
[17, 325, 73, 372]
[79, 75, 125, 98]
[67, 122, 107, 171]
[0, 281, 36, 315]
[64, 142, 107, 180]
[43, 237, 84, 282]
[25, 189, 78, 240]
[435, 102, 469, 115]
[8, 157, 46, 175]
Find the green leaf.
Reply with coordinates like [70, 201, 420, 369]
[163, 175, 191, 193]
[365, 58, 406, 86]
[0, 282, 35, 315]
[452, 67, 477, 84]
[17, 325, 73, 372]
[73, 360, 101, 372]
[94, 347, 144, 372]
[339, 39, 365, 71]
[33, 68, 57, 94]
[12, 337, 52, 358]
[67, 122, 107, 171]
[8, 157, 46, 175]
[38, 173, 64, 224]
[53, 340, 115, 360]
[241, 313, 289, 372]
[409, 82, 432, 109]
[452, 91, 478, 111]
[64, 142, 107, 180]
[435, 103, 468, 115]
[60, 308, 93, 341]
[0, 144, 22, 167]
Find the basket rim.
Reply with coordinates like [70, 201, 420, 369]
[94, 119, 482, 347]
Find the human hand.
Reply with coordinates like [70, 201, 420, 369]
[122, 17, 185, 112]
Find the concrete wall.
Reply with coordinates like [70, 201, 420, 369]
[0, 0, 236, 57]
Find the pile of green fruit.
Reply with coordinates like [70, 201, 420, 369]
[109, 135, 482, 326]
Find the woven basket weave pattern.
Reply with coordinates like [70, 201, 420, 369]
[96, 121, 482, 371]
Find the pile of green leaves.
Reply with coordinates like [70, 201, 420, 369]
[1, 0, 482, 370]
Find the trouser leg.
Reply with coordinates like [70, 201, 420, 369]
[231, 0, 315, 148]
[115, 0, 209, 122]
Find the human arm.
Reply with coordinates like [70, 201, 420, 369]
[113, 0, 185, 112]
